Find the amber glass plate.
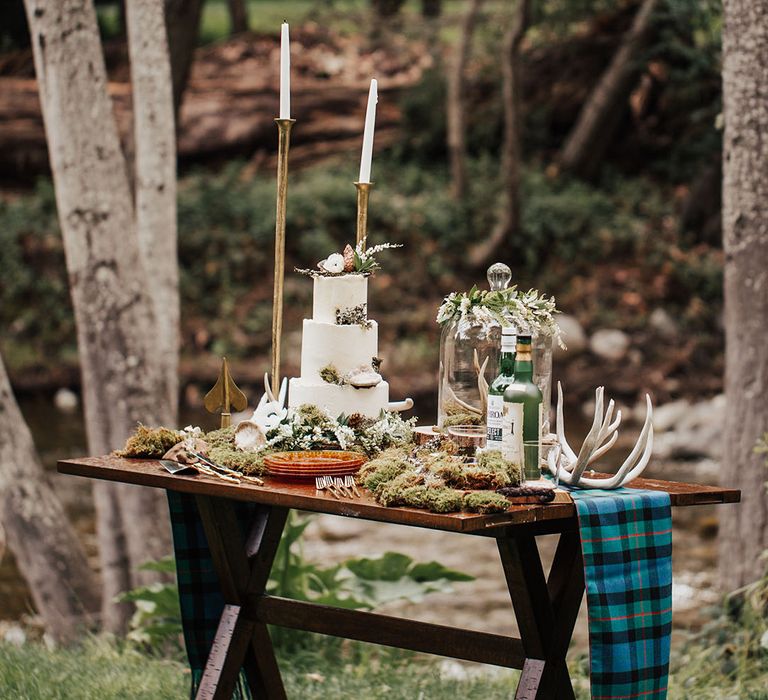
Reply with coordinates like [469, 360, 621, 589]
[264, 451, 366, 480]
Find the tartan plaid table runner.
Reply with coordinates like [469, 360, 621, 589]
[167, 490, 254, 699]
[570, 487, 673, 700]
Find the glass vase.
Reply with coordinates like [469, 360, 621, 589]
[532, 330, 553, 434]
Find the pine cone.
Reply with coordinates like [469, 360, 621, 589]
[343, 244, 355, 272]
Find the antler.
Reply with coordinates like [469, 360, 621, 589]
[547, 383, 654, 489]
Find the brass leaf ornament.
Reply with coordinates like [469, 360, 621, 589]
[204, 357, 248, 428]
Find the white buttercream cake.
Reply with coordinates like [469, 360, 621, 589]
[288, 274, 392, 418]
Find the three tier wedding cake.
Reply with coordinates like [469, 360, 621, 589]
[288, 244, 412, 418]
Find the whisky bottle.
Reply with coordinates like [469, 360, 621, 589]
[486, 326, 516, 451]
[502, 335, 543, 480]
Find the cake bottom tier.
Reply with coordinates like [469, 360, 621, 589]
[288, 377, 390, 418]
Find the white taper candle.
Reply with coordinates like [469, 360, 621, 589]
[279, 22, 290, 119]
[358, 78, 378, 183]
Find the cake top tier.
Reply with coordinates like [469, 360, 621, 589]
[312, 275, 368, 324]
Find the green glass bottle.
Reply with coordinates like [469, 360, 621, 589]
[502, 335, 543, 481]
[486, 326, 517, 451]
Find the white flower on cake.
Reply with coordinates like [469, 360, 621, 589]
[321, 253, 345, 274]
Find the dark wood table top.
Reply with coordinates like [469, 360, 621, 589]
[58, 455, 740, 534]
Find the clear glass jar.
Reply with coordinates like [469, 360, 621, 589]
[532, 330, 553, 434]
[437, 309, 500, 429]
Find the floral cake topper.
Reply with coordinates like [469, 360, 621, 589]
[296, 238, 402, 277]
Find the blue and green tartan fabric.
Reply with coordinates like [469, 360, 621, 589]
[167, 490, 254, 700]
[570, 487, 673, 700]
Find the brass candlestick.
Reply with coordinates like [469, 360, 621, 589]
[354, 181, 373, 246]
[271, 117, 295, 396]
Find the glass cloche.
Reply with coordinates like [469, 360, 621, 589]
[436, 263, 557, 433]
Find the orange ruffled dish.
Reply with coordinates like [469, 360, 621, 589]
[264, 451, 366, 480]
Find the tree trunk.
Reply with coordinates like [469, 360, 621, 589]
[371, 0, 406, 18]
[421, 0, 442, 18]
[446, 0, 483, 201]
[227, 0, 248, 35]
[718, 0, 768, 592]
[24, 0, 175, 631]
[558, 0, 658, 178]
[165, 0, 204, 120]
[0, 355, 100, 643]
[468, 0, 529, 268]
[127, 0, 180, 422]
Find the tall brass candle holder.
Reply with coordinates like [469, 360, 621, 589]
[271, 117, 296, 396]
[354, 181, 373, 246]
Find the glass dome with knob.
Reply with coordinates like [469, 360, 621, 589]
[436, 263, 559, 435]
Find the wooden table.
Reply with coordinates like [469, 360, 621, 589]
[59, 455, 739, 700]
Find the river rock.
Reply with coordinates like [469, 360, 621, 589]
[53, 387, 78, 412]
[652, 394, 724, 460]
[554, 314, 587, 358]
[649, 308, 678, 339]
[589, 329, 630, 361]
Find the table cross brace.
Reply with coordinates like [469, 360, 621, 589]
[194, 496, 584, 700]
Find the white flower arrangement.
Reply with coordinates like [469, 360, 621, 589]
[436, 285, 565, 347]
[296, 239, 402, 278]
[263, 403, 415, 455]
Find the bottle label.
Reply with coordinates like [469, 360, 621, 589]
[502, 402, 523, 466]
[486, 394, 505, 449]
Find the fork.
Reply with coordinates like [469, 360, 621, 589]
[344, 475, 361, 497]
[316, 475, 341, 499]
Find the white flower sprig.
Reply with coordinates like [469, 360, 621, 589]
[436, 285, 564, 348]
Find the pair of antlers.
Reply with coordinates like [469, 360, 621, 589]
[546, 382, 654, 489]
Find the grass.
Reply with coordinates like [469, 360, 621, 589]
[2, 629, 767, 700]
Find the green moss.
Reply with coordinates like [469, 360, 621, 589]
[208, 445, 268, 476]
[203, 425, 236, 448]
[419, 487, 465, 513]
[462, 465, 511, 490]
[116, 425, 182, 458]
[477, 449, 523, 486]
[203, 425, 268, 475]
[442, 412, 483, 427]
[358, 448, 410, 491]
[319, 364, 344, 385]
[462, 491, 511, 514]
[376, 482, 464, 514]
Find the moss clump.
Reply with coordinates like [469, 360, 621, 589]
[477, 449, 523, 486]
[203, 425, 269, 476]
[208, 445, 268, 476]
[377, 482, 464, 513]
[319, 364, 344, 385]
[442, 412, 483, 428]
[358, 447, 410, 491]
[463, 491, 511, 514]
[462, 465, 511, 490]
[117, 425, 182, 458]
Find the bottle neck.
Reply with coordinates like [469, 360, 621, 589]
[498, 350, 516, 376]
[514, 351, 533, 381]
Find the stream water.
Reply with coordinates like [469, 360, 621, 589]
[2, 391, 722, 651]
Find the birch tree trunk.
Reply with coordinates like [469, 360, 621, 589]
[558, 0, 658, 177]
[446, 0, 483, 201]
[718, 0, 768, 592]
[127, 0, 179, 417]
[468, 0, 529, 267]
[24, 0, 176, 631]
[0, 355, 100, 643]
